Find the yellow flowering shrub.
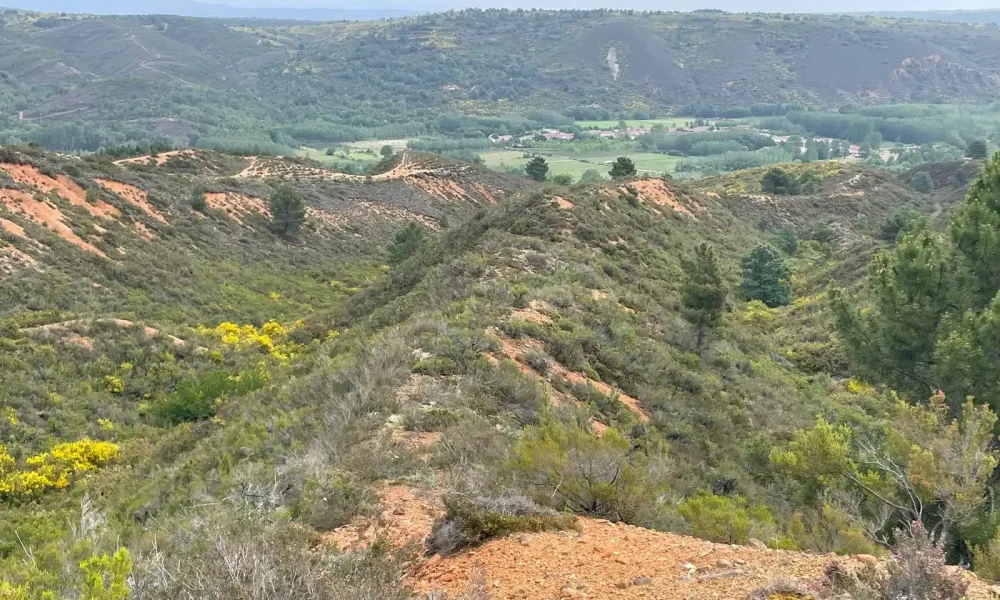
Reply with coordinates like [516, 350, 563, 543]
[199, 320, 304, 361]
[846, 378, 874, 395]
[0, 439, 120, 499]
[103, 375, 124, 395]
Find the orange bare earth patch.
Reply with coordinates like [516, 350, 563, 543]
[624, 179, 700, 218]
[320, 485, 443, 552]
[413, 519, 985, 600]
[204, 192, 270, 224]
[0, 189, 106, 257]
[95, 179, 168, 224]
[473, 183, 498, 204]
[511, 308, 553, 325]
[0, 217, 26, 238]
[1, 164, 120, 219]
[406, 174, 471, 202]
[554, 196, 575, 210]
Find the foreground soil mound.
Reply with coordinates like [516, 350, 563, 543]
[415, 518, 994, 600]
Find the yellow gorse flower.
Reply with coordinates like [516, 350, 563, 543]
[199, 320, 302, 362]
[0, 439, 120, 499]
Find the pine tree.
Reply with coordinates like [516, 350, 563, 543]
[269, 185, 306, 237]
[739, 246, 792, 307]
[833, 152, 1000, 410]
[681, 243, 728, 351]
[608, 157, 637, 179]
[525, 157, 549, 182]
[968, 139, 989, 160]
[387, 223, 427, 266]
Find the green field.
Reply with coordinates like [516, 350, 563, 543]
[480, 149, 682, 180]
[296, 146, 380, 168]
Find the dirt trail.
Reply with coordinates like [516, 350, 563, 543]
[234, 153, 462, 183]
[114, 149, 197, 166]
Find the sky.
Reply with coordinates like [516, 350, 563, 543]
[193, 0, 1000, 8]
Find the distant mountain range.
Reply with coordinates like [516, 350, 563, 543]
[0, 0, 421, 21]
[6, 1, 1000, 23]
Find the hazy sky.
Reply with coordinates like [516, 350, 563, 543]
[194, 0, 1000, 8]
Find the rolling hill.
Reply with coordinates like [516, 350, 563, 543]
[5, 9, 1000, 151]
[1, 140, 992, 597]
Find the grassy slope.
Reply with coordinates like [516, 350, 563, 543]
[0, 150, 973, 592]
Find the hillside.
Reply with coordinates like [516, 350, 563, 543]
[5, 142, 998, 598]
[6, 9, 1000, 151]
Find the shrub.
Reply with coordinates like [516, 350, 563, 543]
[911, 172, 934, 194]
[152, 366, 269, 425]
[822, 522, 967, 600]
[973, 529, 1000, 580]
[761, 167, 801, 195]
[968, 138, 988, 159]
[428, 494, 577, 555]
[510, 421, 658, 523]
[677, 492, 774, 545]
[293, 470, 374, 531]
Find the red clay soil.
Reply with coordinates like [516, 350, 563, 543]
[624, 179, 700, 218]
[0, 217, 26, 239]
[405, 174, 472, 202]
[554, 196, 575, 210]
[473, 183, 498, 204]
[0, 189, 106, 257]
[320, 484, 444, 552]
[95, 179, 168, 224]
[415, 518, 994, 600]
[204, 192, 270, 224]
[0, 164, 120, 219]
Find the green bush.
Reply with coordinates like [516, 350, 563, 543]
[152, 366, 268, 425]
[510, 420, 658, 523]
[293, 470, 374, 531]
[677, 492, 774, 545]
[429, 494, 577, 555]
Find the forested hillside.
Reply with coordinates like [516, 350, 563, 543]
[2, 137, 1000, 598]
[5, 8, 1000, 151]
